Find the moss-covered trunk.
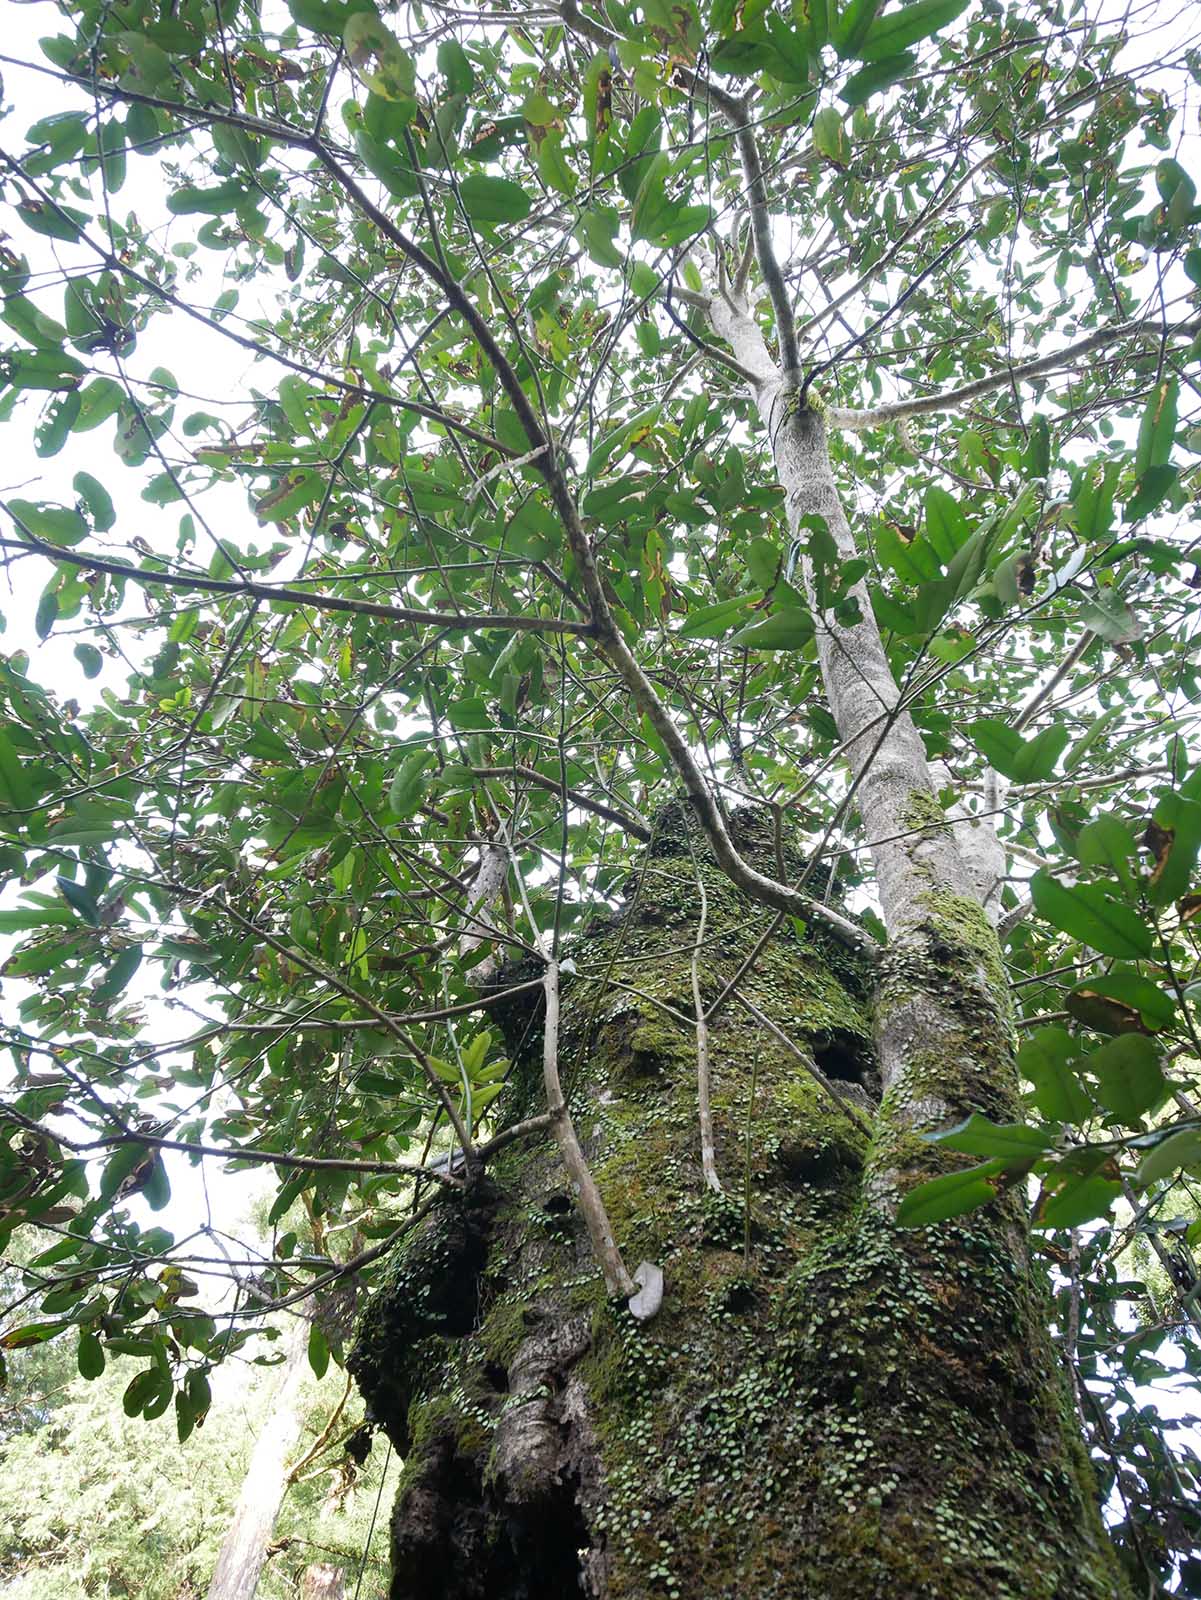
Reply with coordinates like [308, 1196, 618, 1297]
[350, 811, 1126, 1600]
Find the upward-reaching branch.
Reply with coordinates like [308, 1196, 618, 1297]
[825, 317, 1201, 429]
[313, 134, 875, 961]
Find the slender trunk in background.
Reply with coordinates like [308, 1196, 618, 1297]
[301, 1562, 346, 1600]
[206, 1318, 310, 1600]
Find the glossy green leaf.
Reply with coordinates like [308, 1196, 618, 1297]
[833, 0, 882, 56]
[677, 596, 755, 639]
[94, 945, 143, 1006]
[1037, 1173, 1122, 1229]
[857, 0, 969, 60]
[1030, 872, 1153, 958]
[308, 1321, 330, 1379]
[967, 720, 1067, 782]
[925, 1114, 1053, 1160]
[1134, 377, 1177, 479]
[77, 1331, 106, 1379]
[1125, 464, 1178, 522]
[73, 471, 115, 532]
[725, 609, 814, 650]
[1136, 1127, 1201, 1187]
[344, 13, 416, 104]
[7, 498, 88, 546]
[813, 108, 851, 165]
[896, 1159, 1007, 1227]
[1066, 974, 1176, 1034]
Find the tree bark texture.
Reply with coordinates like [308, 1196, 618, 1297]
[348, 810, 1127, 1600]
[301, 1562, 346, 1600]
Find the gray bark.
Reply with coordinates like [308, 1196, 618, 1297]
[205, 1318, 310, 1600]
[707, 285, 1012, 1169]
[301, 1562, 346, 1600]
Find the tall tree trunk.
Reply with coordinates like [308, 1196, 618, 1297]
[206, 1318, 310, 1600]
[349, 810, 1127, 1600]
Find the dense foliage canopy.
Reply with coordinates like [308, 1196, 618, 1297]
[1, 0, 1200, 1587]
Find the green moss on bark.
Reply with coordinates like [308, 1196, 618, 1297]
[349, 803, 1128, 1600]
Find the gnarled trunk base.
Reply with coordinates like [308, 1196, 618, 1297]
[350, 811, 1126, 1600]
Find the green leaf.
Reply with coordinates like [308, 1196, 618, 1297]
[0, 349, 85, 392]
[1136, 1127, 1201, 1187]
[1017, 1028, 1091, 1122]
[586, 405, 661, 476]
[458, 174, 532, 225]
[1073, 459, 1120, 541]
[833, 0, 882, 57]
[923, 486, 968, 563]
[725, 609, 814, 650]
[677, 596, 755, 639]
[1029, 872, 1153, 958]
[1125, 464, 1178, 522]
[344, 13, 416, 104]
[1134, 377, 1177, 479]
[1066, 974, 1176, 1034]
[575, 208, 623, 269]
[73, 643, 104, 679]
[388, 750, 435, 816]
[0, 729, 35, 813]
[896, 1159, 1007, 1227]
[0, 909, 75, 933]
[94, 945, 143, 1006]
[841, 50, 915, 104]
[254, 471, 326, 522]
[268, 1168, 309, 1226]
[142, 1155, 170, 1212]
[926, 1114, 1053, 1160]
[308, 1321, 330, 1379]
[167, 180, 247, 215]
[857, 0, 969, 61]
[35, 589, 58, 642]
[967, 719, 1067, 782]
[354, 129, 421, 197]
[77, 1331, 106, 1379]
[8, 498, 88, 546]
[1079, 588, 1140, 643]
[710, 31, 784, 75]
[1037, 1173, 1121, 1229]
[56, 874, 102, 927]
[1087, 1033, 1167, 1123]
[1145, 791, 1201, 907]
[17, 200, 88, 243]
[813, 107, 851, 165]
[746, 537, 781, 590]
[1075, 814, 1136, 888]
[73, 471, 115, 532]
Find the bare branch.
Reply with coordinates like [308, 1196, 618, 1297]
[827, 318, 1201, 430]
[1, 522, 593, 638]
[541, 960, 636, 1298]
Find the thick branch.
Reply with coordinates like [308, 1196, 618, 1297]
[826, 318, 1201, 429]
[471, 765, 651, 839]
[0, 525, 591, 638]
[313, 137, 877, 963]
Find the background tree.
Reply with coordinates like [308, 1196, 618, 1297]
[0, 1311, 396, 1598]
[0, 0, 1200, 1594]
